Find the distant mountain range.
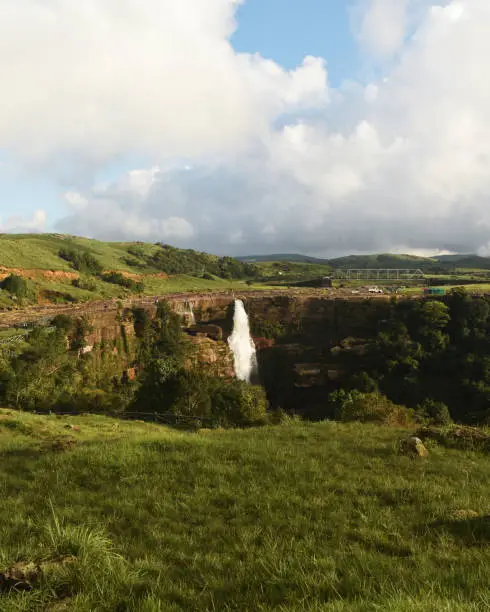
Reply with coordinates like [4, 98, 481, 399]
[237, 252, 490, 271]
[237, 253, 331, 264]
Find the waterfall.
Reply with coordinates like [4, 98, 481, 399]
[187, 302, 196, 326]
[181, 301, 196, 326]
[228, 299, 258, 383]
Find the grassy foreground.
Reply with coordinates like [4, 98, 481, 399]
[0, 410, 489, 611]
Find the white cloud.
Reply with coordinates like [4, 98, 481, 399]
[0, 210, 47, 234]
[355, 0, 412, 59]
[0, 0, 328, 165]
[2, 0, 490, 257]
[352, 0, 450, 60]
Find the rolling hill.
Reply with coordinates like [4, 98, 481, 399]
[240, 251, 490, 273]
[239, 252, 441, 271]
[0, 234, 257, 277]
[236, 253, 331, 264]
[327, 253, 439, 270]
[0, 234, 261, 307]
[435, 254, 490, 270]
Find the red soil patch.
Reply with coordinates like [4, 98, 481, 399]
[0, 267, 79, 282]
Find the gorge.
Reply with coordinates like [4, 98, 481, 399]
[0, 291, 400, 419]
[2, 289, 490, 425]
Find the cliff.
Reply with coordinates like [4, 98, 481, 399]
[0, 290, 396, 416]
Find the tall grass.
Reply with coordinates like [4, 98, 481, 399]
[0, 411, 488, 610]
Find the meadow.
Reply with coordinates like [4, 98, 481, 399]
[0, 409, 489, 611]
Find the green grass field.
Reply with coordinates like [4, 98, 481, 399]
[402, 283, 490, 296]
[0, 234, 161, 272]
[255, 260, 334, 282]
[0, 410, 489, 611]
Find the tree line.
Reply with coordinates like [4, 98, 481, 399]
[337, 289, 490, 425]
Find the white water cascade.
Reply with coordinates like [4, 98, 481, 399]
[186, 302, 196, 326]
[228, 299, 258, 383]
[180, 301, 196, 327]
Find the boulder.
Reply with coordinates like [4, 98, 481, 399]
[0, 556, 76, 593]
[401, 436, 429, 458]
[0, 561, 39, 592]
[416, 426, 489, 451]
[187, 324, 223, 341]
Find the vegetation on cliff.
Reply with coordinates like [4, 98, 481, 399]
[335, 290, 490, 425]
[0, 301, 267, 428]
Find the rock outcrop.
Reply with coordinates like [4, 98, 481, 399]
[400, 436, 429, 458]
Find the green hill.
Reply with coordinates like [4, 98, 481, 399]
[237, 253, 331, 264]
[435, 254, 490, 271]
[0, 409, 488, 610]
[327, 253, 438, 270]
[0, 234, 257, 277]
[0, 234, 261, 307]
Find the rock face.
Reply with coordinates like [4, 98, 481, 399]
[34, 295, 394, 415]
[401, 436, 429, 457]
[187, 324, 223, 341]
[187, 337, 235, 378]
[1, 291, 397, 413]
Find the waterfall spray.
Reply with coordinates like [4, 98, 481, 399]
[228, 299, 258, 383]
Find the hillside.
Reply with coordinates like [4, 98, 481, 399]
[0, 409, 489, 610]
[240, 251, 490, 273]
[0, 234, 258, 276]
[435, 254, 490, 270]
[254, 260, 334, 284]
[237, 253, 331, 264]
[327, 253, 438, 270]
[0, 234, 261, 308]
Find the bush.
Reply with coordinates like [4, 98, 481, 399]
[330, 390, 416, 426]
[70, 316, 94, 351]
[207, 379, 269, 427]
[72, 277, 98, 292]
[251, 319, 287, 339]
[59, 248, 103, 275]
[101, 272, 144, 293]
[42, 289, 77, 304]
[416, 399, 453, 426]
[135, 361, 269, 429]
[148, 243, 259, 279]
[51, 314, 75, 333]
[0, 274, 32, 300]
[416, 425, 489, 452]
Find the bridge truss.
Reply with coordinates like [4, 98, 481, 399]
[334, 268, 425, 281]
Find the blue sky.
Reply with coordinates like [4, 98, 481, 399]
[0, 0, 360, 233]
[232, 0, 359, 84]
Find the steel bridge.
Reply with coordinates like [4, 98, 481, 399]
[334, 268, 425, 281]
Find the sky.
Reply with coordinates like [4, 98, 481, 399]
[1, 0, 489, 257]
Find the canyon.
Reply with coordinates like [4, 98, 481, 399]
[0, 290, 394, 417]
